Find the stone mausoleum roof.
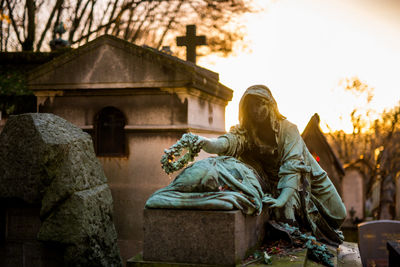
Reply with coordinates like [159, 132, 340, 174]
[27, 34, 233, 102]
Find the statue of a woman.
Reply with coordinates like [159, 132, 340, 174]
[147, 85, 346, 246]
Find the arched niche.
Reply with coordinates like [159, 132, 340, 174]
[94, 106, 127, 157]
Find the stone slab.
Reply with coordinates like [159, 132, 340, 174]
[129, 249, 307, 267]
[142, 209, 269, 265]
[358, 220, 400, 267]
[127, 254, 230, 267]
[264, 248, 307, 267]
[337, 241, 362, 267]
[131, 243, 361, 267]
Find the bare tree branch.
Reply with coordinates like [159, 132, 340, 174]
[98, 0, 112, 37]
[36, 0, 63, 51]
[22, 0, 35, 50]
[105, 0, 120, 34]
[156, 0, 183, 49]
[123, 5, 134, 40]
[69, 0, 91, 43]
[52, 0, 63, 40]
[130, 1, 159, 42]
[0, 0, 4, 51]
[5, 0, 23, 46]
[86, 0, 96, 43]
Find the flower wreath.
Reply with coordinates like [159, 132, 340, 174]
[160, 133, 203, 174]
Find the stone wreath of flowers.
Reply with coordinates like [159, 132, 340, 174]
[160, 133, 203, 174]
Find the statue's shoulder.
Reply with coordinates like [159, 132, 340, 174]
[229, 124, 247, 135]
[280, 119, 300, 135]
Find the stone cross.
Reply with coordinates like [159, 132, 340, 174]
[176, 25, 206, 63]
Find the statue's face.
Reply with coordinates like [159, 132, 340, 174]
[243, 95, 270, 125]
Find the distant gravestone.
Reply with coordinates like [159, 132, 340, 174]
[370, 179, 382, 213]
[380, 175, 396, 220]
[358, 220, 400, 267]
[342, 168, 364, 220]
[395, 174, 400, 219]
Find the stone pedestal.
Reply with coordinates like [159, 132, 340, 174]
[137, 208, 269, 266]
[128, 208, 362, 267]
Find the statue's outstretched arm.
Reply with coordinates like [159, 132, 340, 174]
[196, 136, 229, 154]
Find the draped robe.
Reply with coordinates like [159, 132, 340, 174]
[219, 85, 346, 245]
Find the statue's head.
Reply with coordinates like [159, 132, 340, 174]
[239, 85, 285, 134]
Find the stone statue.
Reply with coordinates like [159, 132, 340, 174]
[50, 22, 70, 51]
[146, 85, 346, 246]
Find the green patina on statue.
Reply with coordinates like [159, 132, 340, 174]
[147, 156, 265, 215]
[146, 84, 346, 248]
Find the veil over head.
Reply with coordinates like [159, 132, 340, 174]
[238, 85, 286, 135]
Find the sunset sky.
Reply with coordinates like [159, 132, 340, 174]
[199, 0, 400, 133]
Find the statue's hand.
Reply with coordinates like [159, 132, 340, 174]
[262, 188, 295, 209]
[262, 196, 285, 208]
[190, 134, 208, 149]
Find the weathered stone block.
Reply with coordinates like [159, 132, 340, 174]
[142, 209, 269, 265]
[0, 113, 122, 266]
[38, 184, 120, 266]
[0, 113, 106, 206]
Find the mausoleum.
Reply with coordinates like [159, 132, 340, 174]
[27, 34, 233, 261]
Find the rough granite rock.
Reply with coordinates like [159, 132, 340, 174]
[0, 113, 122, 267]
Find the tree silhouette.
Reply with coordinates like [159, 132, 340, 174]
[1, 0, 263, 55]
[327, 77, 400, 219]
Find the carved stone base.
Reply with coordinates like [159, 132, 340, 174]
[139, 209, 269, 266]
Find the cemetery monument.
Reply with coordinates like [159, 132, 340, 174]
[140, 85, 348, 266]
